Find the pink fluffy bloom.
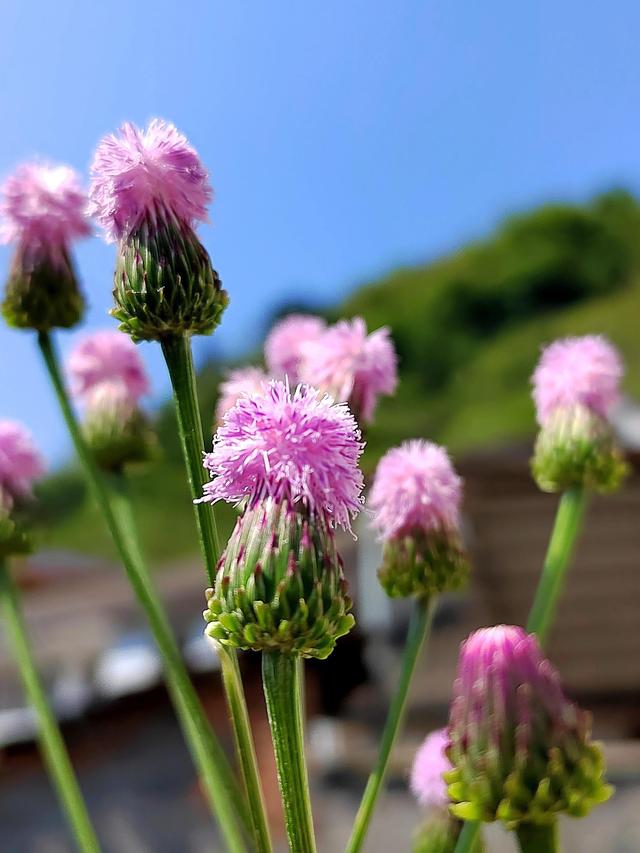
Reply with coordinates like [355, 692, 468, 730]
[532, 335, 623, 426]
[0, 421, 45, 503]
[88, 119, 212, 242]
[410, 728, 451, 808]
[67, 330, 149, 404]
[369, 440, 462, 541]
[215, 367, 269, 424]
[0, 162, 90, 257]
[264, 314, 327, 383]
[201, 380, 364, 529]
[299, 318, 398, 423]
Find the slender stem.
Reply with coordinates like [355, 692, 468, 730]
[219, 645, 272, 853]
[0, 560, 100, 852]
[453, 822, 481, 853]
[345, 595, 436, 853]
[37, 331, 247, 853]
[161, 332, 271, 849]
[526, 487, 587, 643]
[160, 333, 220, 582]
[516, 821, 560, 853]
[262, 652, 316, 853]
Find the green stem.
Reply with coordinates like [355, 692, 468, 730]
[516, 822, 560, 853]
[453, 822, 481, 853]
[262, 652, 316, 853]
[161, 332, 271, 851]
[37, 331, 247, 853]
[526, 487, 587, 643]
[0, 560, 100, 853]
[219, 645, 272, 853]
[345, 595, 436, 853]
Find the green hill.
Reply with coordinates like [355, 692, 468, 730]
[31, 190, 640, 563]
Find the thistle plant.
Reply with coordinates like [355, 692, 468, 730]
[446, 626, 612, 853]
[264, 313, 327, 384]
[0, 422, 100, 852]
[200, 380, 365, 852]
[347, 440, 469, 853]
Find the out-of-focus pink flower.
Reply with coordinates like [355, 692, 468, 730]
[215, 367, 269, 424]
[532, 335, 622, 426]
[369, 440, 462, 541]
[0, 163, 90, 258]
[299, 318, 397, 423]
[200, 380, 364, 530]
[264, 314, 326, 383]
[88, 119, 211, 242]
[410, 728, 451, 809]
[67, 330, 149, 404]
[0, 421, 45, 503]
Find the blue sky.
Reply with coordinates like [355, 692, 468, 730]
[1, 1, 639, 463]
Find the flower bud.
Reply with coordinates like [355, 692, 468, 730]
[531, 336, 627, 493]
[1, 164, 89, 331]
[200, 381, 364, 658]
[82, 383, 157, 472]
[89, 120, 228, 342]
[445, 626, 612, 829]
[369, 440, 469, 599]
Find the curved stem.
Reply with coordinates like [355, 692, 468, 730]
[37, 331, 247, 853]
[262, 652, 316, 853]
[219, 645, 272, 853]
[161, 332, 271, 851]
[526, 487, 587, 643]
[453, 822, 481, 853]
[0, 560, 100, 852]
[345, 595, 436, 853]
[516, 821, 560, 853]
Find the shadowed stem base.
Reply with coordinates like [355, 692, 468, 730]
[0, 560, 100, 853]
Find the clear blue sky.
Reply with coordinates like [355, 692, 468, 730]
[1, 0, 639, 464]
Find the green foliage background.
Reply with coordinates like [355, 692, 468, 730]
[33, 190, 640, 563]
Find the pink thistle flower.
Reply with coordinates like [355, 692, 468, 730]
[201, 380, 364, 530]
[299, 318, 398, 423]
[446, 625, 612, 827]
[0, 163, 90, 257]
[67, 330, 149, 404]
[410, 728, 451, 809]
[88, 119, 212, 243]
[532, 335, 623, 426]
[0, 421, 45, 503]
[264, 314, 327, 383]
[369, 440, 462, 542]
[215, 367, 269, 425]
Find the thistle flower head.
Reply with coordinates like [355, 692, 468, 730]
[88, 119, 211, 243]
[299, 318, 398, 423]
[370, 441, 468, 599]
[411, 728, 451, 809]
[0, 420, 44, 504]
[215, 367, 269, 425]
[370, 441, 462, 541]
[446, 625, 613, 828]
[1, 162, 90, 252]
[67, 330, 149, 404]
[532, 335, 622, 426]
[201, 380, 364, 530]
[264, 314, 326, 383]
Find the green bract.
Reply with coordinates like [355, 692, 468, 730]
[83, 404, 157, 473]
[203, 498, 355, 659]
[112, 212, 228, 342]
[378, 528, 469, 599]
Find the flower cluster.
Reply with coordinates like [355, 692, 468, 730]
[214, 366, 269, 425]
[202, 380, 364, 658]
[264, 314, 326, 384]
[531, 335, 627, 492]
[369, 440, 468, 598]
[67, 330, 155, 471]
[89, 119, 227, 341]
[1, 163, 89, 330]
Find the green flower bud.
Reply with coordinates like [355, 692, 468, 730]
[83, 386, 157, 472]
[378, 528, 469, 599]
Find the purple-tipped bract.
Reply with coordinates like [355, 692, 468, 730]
[201, 380, 364, 530]
[88, 119, 212, 242]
